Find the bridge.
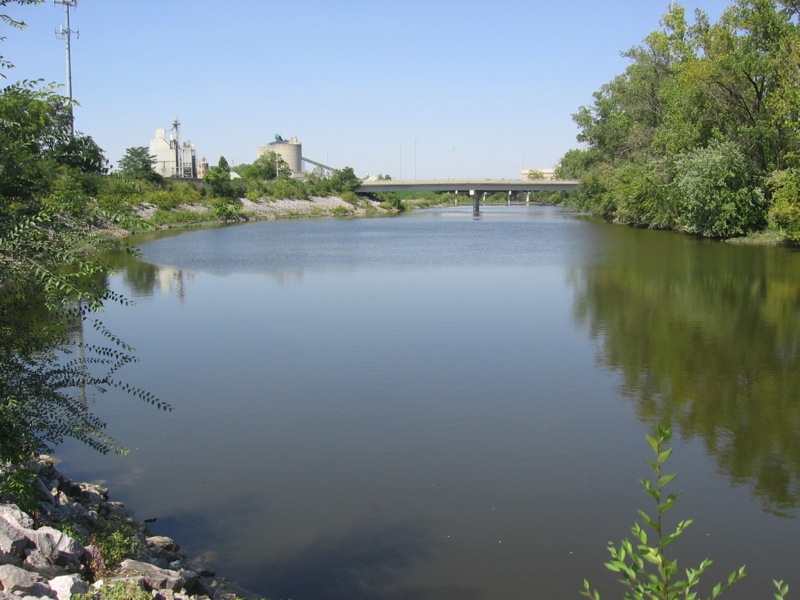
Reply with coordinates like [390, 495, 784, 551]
[356, 178, 579, 214]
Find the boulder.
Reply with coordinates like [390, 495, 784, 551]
[119, 559, 186, 592]
[49, 574, 89, 600]
[0, 563, 51, 596]
[0, 515, 30, 559]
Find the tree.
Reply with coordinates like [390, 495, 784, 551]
[51, 134, 109, 175]
[0, 81, 75, 219]
[563, 1, 800, 238]
[237, 151, 291, 181]
[328, 166, 361, 194]
[768, 168, 800, 242]
[204, 156, 235, 198]
[117, 146, 162, 183]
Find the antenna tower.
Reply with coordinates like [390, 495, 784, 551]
[54, 0, 78, 137]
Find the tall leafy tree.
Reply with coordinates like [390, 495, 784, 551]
[117, 146, 162, 182]
[564, 0, 800, 239]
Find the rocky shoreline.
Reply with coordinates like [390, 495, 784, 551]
[135, 195, 391, 223]
[0, 457, 259, 600]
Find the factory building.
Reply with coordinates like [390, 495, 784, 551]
[257, 135, 303, 177]
[149, 118, 198, 178]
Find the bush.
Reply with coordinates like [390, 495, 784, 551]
[674, 141, 766, 238]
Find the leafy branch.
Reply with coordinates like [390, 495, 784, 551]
[581, 425, 789, 600]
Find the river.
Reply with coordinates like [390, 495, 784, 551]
[57, 205, 800, 599]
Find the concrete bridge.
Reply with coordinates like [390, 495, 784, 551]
[356, 178, 578, 214]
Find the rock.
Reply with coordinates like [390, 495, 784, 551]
[119, 559, 185, 591]
[2, 457, 261, 600]
[22, 549, 67, 579]
[147, 535, 180, 553]
[0, 513, 30, 558]
[0, 549, 21, 567]
[34, 526, 85, 560]
[0, 505, 33, 530]
[0, 564, 51, 596]
[49, 574, 88, 600]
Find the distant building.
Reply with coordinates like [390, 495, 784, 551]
[149, 118, 198, 178]
[522, 168, 556, 180]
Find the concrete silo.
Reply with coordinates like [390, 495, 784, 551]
[257, 135, 302, 177]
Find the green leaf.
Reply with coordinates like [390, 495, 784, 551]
[658, 473, 677, 487]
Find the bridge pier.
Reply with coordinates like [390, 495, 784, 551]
[472, 190, 485, 215]
[454, 190, 459, 206]
[526, 191, 530, 205]
[507, 190, 512, 206]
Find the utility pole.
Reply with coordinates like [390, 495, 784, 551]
[54, 0, 78, 137]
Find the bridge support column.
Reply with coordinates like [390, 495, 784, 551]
[526, 191, 530, 205]
[454, 190, 458, 206]
[507, 190, 512, 206]
[472, 191, 484, 215]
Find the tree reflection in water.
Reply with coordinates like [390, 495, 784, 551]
[571, 227, 800, 514]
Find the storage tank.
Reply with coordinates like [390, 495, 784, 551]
[257, 136, 302, 176]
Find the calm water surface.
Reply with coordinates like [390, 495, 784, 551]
[58, 206, 800, 599]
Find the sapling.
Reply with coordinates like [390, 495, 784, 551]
[581, 425, 789, 600]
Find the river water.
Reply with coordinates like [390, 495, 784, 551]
[57, 206, 800, 599]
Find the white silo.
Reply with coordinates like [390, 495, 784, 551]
[257, 136, 303, 177]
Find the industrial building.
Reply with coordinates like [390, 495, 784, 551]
[149, 118, 198, 178]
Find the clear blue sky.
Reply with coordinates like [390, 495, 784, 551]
[2, 0, 731, 179]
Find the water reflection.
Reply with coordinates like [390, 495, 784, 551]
[253, 521, 462, 600]
[571, 227, 800, 513]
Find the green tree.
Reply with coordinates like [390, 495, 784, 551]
[328, 166, 361, 194]
[237, 151, 291, 181]
[697, 0, 800, 173]
[563, 0, 800, 239]
[0, 81, 72, 213]
[768, 168, 800, 242]
[204, 156, 236, 198]
[117, 146, 162, 183]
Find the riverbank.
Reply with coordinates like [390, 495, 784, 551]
[0, 456, 261, 599]
[136, 195, 394, 228]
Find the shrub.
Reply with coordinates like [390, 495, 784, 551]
[581, 425, 788, 600]
[674, 141, 766, 238]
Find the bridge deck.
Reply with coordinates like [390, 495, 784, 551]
[357, 179, 579, 194]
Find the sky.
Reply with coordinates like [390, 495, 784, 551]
[2, 0, 733, 180]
